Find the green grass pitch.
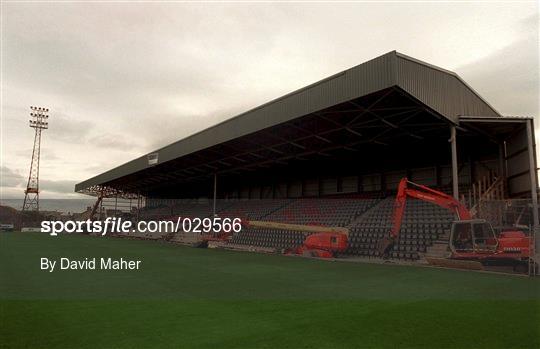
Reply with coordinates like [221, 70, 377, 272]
[1, 232, 539, 348]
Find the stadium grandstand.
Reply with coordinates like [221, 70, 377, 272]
[74, 51, 539, 265]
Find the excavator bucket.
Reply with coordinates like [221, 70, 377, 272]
[377, 236, 395, 257]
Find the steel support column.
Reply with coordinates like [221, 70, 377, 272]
[498, 143, 506, 179]
[525, 120, 539, 251]
[450, 126, 459, 199]
[213, 173, 217, 217]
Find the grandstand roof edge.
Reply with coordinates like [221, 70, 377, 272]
[75, 50, 501, 193]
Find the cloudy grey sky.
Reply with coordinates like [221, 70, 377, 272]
[1, 1, 538, 199]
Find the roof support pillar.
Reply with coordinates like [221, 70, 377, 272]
[498, 142, 506, 179]
[450, 125, 459, 200]
[213, 173, 217, 217]
[136, 192, 141, 224]
[212, 173, 217, 217]
[525, 120, 539, 254]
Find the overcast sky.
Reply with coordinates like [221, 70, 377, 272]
[1, 1, 538, 199]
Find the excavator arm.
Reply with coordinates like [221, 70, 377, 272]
[378, 178, 472, 256]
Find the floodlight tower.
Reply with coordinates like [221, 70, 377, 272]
[22, 106, 49, 212]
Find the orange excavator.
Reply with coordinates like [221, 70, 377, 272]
[378, 178, 532, 267]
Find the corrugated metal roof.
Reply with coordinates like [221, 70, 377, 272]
[395, 52, 500, 119]
[75, 51, 501, 192]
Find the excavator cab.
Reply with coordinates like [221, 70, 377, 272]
[449, 219, 498, 254]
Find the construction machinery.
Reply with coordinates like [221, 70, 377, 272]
[192, 230, 233, 248]
[247, 220, 349, 258]
[378, 178, 532, 268]
[191, 219, 348, 257]
[284, 232, 348, 258]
